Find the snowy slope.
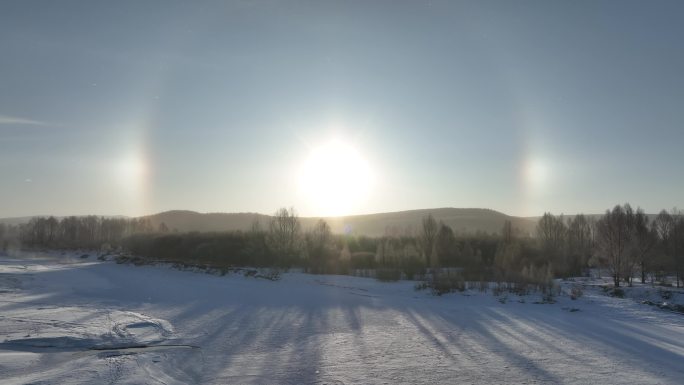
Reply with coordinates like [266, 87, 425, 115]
[1, 251, 683, 384]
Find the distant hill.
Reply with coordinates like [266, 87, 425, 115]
[0, 216, 37, 226]
[12, 208, 660, 237]
[143, 210, 270, 233]
[142, 208, 538, 237]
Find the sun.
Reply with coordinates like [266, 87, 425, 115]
[298, 139, 373, 217]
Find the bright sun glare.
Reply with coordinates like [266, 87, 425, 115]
[299, 139, 373, 217]
[524, 158, 548, 195]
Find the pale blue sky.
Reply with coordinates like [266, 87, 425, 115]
[1, 0, 683, 217]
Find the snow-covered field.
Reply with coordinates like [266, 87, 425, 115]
[1, 252, 683, 384]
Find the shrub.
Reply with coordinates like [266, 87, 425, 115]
[543, 292, 557, 303]
[659, 289, 673, 300]
[256, 269, 281, 281]
[414, 281, 429, 291]
[349, 252, 376, 270]
[570, 285, 583, 300]
[376, 268, 402, 282]
[611, 287, 625, 298]
[428, 271, 465, 296]
[493, 282, 506, 296]
[400, 256, 426, 280]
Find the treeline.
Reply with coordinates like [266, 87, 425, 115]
[7, 204, 684, 288]
[9, 216, 165, 249]
[504, 204, 684, 288]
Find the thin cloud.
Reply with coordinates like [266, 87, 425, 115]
[0, 114, 49, 126]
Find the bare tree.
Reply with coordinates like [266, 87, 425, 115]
[567, 214, 592, 276]
[82, 215, 99, 245]
[60, 216, 79, 245]
[652, 209, 683, 286]
[536, 212, 567, 274]
[420, 214, 438, 267]
[305, 219, 334, 272]
[435, 222, 456, 266]
[631, 208, 657, 284]
[268, 207, 301, 264]
[654, 210, 674, 242]
[158, 222, 169, 233]
[672, 212, 684, 288]
[46, 216, 59, 244]
[653, 210, 674, 282]
[502, 220, 513, 244]
[596, 204, 633, 287]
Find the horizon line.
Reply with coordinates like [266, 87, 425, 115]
[0, 206, 647, 222]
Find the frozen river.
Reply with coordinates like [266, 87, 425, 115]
[1, 252, 683, 384]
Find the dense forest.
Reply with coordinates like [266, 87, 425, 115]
[4, 204, 684, 291]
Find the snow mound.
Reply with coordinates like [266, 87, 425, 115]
[112, 311, 174, 344]
[1, 308, 173, 351]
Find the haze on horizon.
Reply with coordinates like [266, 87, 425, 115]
[1, 1, 683, 219]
